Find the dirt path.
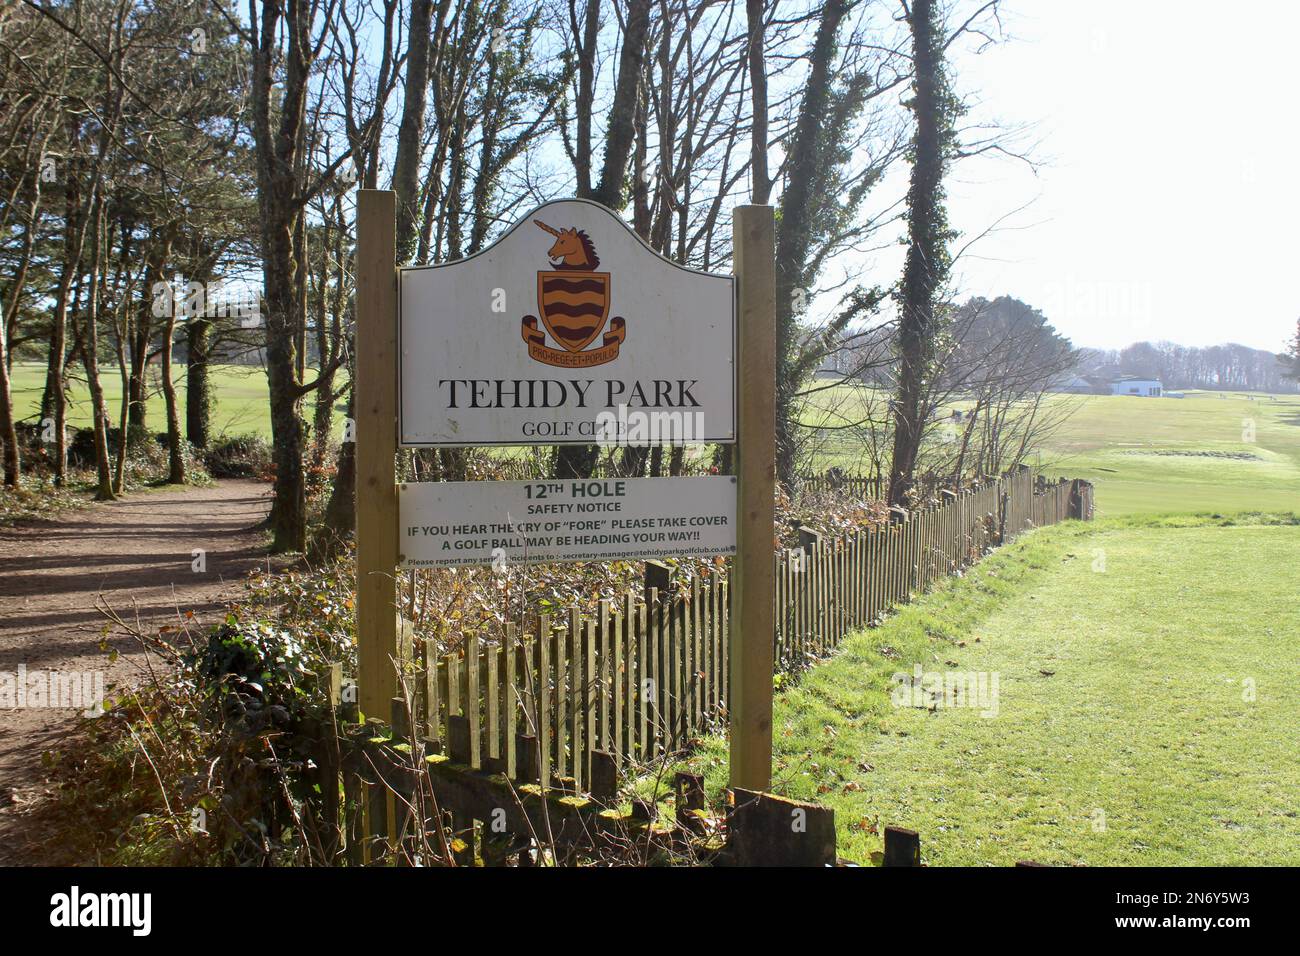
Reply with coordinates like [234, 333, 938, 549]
[0, 479, 274, 864]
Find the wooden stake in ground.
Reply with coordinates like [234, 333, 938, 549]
[355, 189, 399, 718]
[729, 205, 776, 791]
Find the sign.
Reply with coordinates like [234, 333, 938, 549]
[356, 190, 774, 790]
[399, 199, 735, 446]
[398, 476, 737, 568]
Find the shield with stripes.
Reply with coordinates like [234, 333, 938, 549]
[537, 271, 611, 352]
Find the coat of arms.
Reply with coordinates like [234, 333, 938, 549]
[521, 220, 626, 367]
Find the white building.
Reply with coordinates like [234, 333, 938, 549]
[1053, 374, 1096, 394]
[1109, 378, 1163, 397]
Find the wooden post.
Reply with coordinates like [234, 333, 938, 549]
[726, 788, 836, 867]
[729, 205, 776, 792]
[644, 559, 671, 606]
[355, 189, 399, 720]
[590, 750, 619, 805]
[883, 824, 921, 867]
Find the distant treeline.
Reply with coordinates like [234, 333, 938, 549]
[823, 297, 1297, 396]
[1078, 341, 1298, 394]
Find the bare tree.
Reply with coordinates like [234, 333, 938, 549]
[929, 296, 1078, 485]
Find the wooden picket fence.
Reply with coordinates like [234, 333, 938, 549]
[793, 471, 998, 502]
[399, 468, 1092, 795]
[796, 473, 884, 499]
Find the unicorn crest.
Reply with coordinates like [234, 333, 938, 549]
[534, 219, 600, 270]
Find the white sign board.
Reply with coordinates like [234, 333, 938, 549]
[399, 199, 735, 446]
[399, 476, 736, 568]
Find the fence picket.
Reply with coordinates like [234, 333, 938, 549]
[647, 588, 662, 757]
[609, 599, 621, 758]
[538, 613, 551, 788]
[505, 623, 518, 779]
[486, 641, 499, 768]
[584, 614, 596, 786]
[634, 595, 645, 755]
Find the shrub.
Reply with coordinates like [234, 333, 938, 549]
[204, 433, 274, 479]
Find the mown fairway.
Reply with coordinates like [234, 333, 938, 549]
[804, 383, 1300, 516]
[683, 515, 1300, 865]
[8, 361, 340, 440]
[1035, 391, 1300, 516]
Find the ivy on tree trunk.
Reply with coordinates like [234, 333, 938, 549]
[888, 0, 959, 507]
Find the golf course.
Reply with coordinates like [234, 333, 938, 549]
[803, 380, 1300, 516]
[8, 361, 283, 441]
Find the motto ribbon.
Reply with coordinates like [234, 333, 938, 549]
[522, 315, 626, 368]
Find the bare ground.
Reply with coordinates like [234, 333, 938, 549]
[0, 479, 274, 864]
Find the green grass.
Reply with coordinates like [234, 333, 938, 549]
[8, 360, 337, 440]
[803, 383, 1300, 517]
[1034, 391, 1300, 516]
[680, 514, 1300, 865]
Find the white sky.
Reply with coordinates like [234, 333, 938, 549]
[926, 0, 1300, 352]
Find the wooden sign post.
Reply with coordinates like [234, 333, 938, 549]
[354, 195, 776, 791]
[729, 205, 776, 792]
[354, 189, 399, 719]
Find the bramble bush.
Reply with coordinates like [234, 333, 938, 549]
[203, 433, 274, 480]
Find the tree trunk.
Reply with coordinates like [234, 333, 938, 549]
[0, 176, 42, 487]
[185, 315, 212, 449]
[318, 0, 433, 554]
[619, 80, 653, 480]
[161, 303, 185, 485]
[745, 0, 771, 204]
[772, 0, 851, 491]
[310, 206, 344, 464]
[45, 164, 86, 486]
[394, 0, 434, 263]
[131, 239, 169, 446]
[264, 274, 307, 552]
[0, 326, 18, 488]
[113, 310, 130, 495]
[573, 0, 600, 197]
[80, 195, 116, 500]
[592, 0, 652, 209]
[249, 0, 316, 554]
[951, 401, 981, 488]
[887, 0, 952, 507]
